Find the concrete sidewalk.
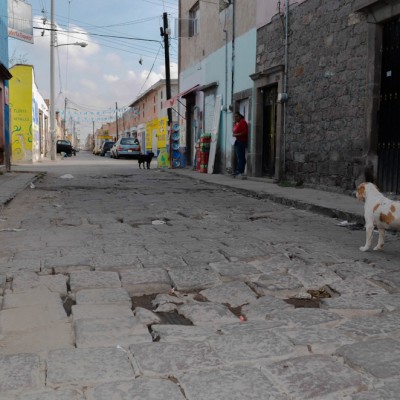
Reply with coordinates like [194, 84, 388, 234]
[0, 166, 364, 224]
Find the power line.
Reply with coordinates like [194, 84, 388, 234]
[33, 26, 162, 43]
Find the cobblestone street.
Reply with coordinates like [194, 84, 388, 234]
[1, 154, 400, 399]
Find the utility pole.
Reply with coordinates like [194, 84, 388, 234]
[50, 0, 56, 160]
[115, 102, 119, 140]
[161, 12, 172, 163]
[63, 97, 67, 139]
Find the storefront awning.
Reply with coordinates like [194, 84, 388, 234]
[162, 84, 200, 109]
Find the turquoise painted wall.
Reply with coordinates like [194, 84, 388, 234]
[181, 28, 257, 168]
[0, 1, 10, 165]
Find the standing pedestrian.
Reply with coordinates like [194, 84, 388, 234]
[232, 112, 248, 178]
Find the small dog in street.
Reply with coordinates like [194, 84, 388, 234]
[138, 152, 155, 169]
[356, 182, 400, 251]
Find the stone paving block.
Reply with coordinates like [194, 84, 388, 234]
[338, 311, 400, 337]
[372, 270, 400, 292]
[178, 302, 239, 326]
[120, 268, 172, 296]
[0, 353, 43, 393]
[219, 243, 267, 260]
[92, 254, 143, 271]
[241, 295, 294, 321]
[129, 341, 222, 378]
[289, 264, 343, 289]
[0, 275, 5, 296]
[43, 256, 94, 270]
[249, 273, 304, 298]
[218, 320, 288, 335]
[351, 379, 400, 399]
[0, 303, 68, 333]
[138, 254, 187, 269]
[265, 354, 364, 399]
[46, 348, 134, 387]
[168, 266, 222, 291]
[375, 293, 400, 312]
[334, 262, 386, 280]
[69, 271, 121, 292]
[100, 244, 149, 256]
[329, 278, 387, 298]
[152, 325, 216, 342]
[53, 265, 92, 274]
[208, 330, 294, 364]
[321, 295, 385, 318]
[38, 274, 68, 295]
[15, 388, 85, 400]
[75, 316, 151, 348]
[0, 259, 41, 274]
[0, 321, 74, 355]
[278, 327, 356, 354]
[11, 271, 41, 293]
[273, 308, 342, 328]
[71, 304, 133, 320]
[133, 307, 161, 325]
[179, 366, 287, 400]
[248, 254, 299, 273]
[85, 378, 186, 400]
[200, 281, 257, 307]
[335, 338, 400, 378]
[209, 261, 261, 281]
[182, 251, 226, 265]
[75, 288, 131, 306]
[2, 286, 62, 309]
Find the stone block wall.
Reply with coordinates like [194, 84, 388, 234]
[256, 0, 369, 190]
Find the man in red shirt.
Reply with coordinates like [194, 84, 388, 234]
[232, 112, 248, 177]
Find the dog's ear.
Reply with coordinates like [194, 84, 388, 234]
[357, 183, 366, 202]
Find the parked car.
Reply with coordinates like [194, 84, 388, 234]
[100, 141, 115, 157]
[110, 137, 141, 159]
[56, 139, 73, 156]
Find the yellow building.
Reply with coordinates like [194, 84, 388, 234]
[9, 64, 49, 163]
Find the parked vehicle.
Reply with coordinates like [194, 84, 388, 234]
[110, 137, 141, 159]
[100, 141, 115, 157]
[56, 140, 73, 156]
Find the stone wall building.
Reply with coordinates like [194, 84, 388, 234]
[253, 0, 400, 193]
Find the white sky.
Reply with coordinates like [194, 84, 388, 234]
[8, 0, 179, 140]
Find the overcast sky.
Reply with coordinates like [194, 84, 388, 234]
[8, 0, 179, 139]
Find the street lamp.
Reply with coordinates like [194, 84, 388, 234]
[56, 42, 88, 48]
[49, 0, 87, 160]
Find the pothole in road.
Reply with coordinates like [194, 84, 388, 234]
[131, 294, 193, 326]
[62, 296, 76, 316]
[285, 285, 338, 309]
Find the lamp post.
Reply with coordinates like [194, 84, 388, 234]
[49, 0, 87, 159]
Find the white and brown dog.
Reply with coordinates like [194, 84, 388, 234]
[356, 182, 400, 251]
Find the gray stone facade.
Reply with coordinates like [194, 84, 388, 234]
[255, 0, 369, 190]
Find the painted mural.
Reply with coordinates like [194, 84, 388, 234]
[145, 117, 167, 151]
[9, 65, 33, 163]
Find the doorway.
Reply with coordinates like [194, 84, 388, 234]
[262, 85, 277, 176]
[377, 17, 400, 193]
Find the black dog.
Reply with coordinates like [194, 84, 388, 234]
[138, 152, 155, 169]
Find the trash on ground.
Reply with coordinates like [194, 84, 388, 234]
[0, 228, 26, 232]
[336, 220, 358, 227]
[152, 220, 166, 225]
[29, 182, 35, 189]
[60, 174, 74, 179]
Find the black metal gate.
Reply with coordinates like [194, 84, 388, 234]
[378, 18, 400, 193]
[262, 85, 277, 176]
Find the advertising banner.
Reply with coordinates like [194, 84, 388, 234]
[8, 0, 33, 44]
